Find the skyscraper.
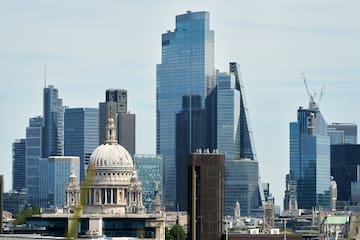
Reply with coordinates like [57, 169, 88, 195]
[133, 154, 163, 211]
[43, 85, 64, 157]
[117, 112, 135, 155]
[217, 63, 262, 216]
[47, 156, 80, 208]
[176, 95, 208, 210]
[328, 123, 357, 145]
[99, 89, 135, 155]
[157, 11, 216, 209]
[331, 144, 360, 204]
[64, 108, 99, 181]
[25, 116, 43, 207]
[12, 138, 26, 192]
[290, 102, 330, 209]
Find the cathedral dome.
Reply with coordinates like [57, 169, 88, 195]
[89, 143, 133, 169]
[88, 114, 133, 169]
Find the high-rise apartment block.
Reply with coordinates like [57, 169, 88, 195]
[157, 11, 216, 209]
[188, 152, 224, 240]
[64, 108, 99, 181]
[43, 85, 64, 157]
[99, 89, 135, 155]
[25, 116, 43, 207]
[12, 138, 26, 192]
[290, 103, 330, 209]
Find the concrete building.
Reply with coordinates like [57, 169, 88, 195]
[188, 152, 224, 240]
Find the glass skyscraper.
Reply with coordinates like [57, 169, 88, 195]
[64, 108, 99, 181]
[217, 72, 240, 161]
[156, 11, 216, 209]
[25, 116, 43, 207]
[175, 95, 208, 210]
[47, 156, 80, 208]
[43, 85, 64, 157]
[290, 105, 330, 209]
[12, 138, 26, 192]
[133, 154, 163, 212]
[328, 123, 357, 145]
[217, 63, 262, 216]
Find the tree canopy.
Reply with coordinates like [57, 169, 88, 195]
[14, 206, 40, 225]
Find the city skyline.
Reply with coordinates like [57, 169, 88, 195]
[1, 1, 360, 209]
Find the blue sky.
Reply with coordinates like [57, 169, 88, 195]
[1, 0, 360, 208]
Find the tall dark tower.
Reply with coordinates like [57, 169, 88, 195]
[176, 95, 208, 210]
[99, 89, 135, 155]
[43, 85, 64, 157]
[12, 139, 26, 192]
[188, 152, 224, 240]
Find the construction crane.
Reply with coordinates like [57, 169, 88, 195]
[300, 71, 325, 109]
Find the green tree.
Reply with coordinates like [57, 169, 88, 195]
[14, 206, 40, 225]
[169, 224, 186, 240]
[165, 226, 172, 240]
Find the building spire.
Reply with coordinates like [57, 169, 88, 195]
[105, 107, 117, 144]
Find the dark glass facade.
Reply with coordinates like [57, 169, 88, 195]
[157, 11, 216, 209]
[331, 144, 360, 202]
[43, 85, 64, 157]
[25, 116, 43, 207]
[133, 154, 163, 211]
[290, 107, 330, 209]
[3, 190, 27, 215]
[225, 159, 260, 216]
[64, 108, 99, 181]
[12, 138, 26, 192]
[176, 95, 208, 211]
